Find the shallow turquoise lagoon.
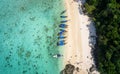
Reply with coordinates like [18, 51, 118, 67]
[0, 0, 65, 74]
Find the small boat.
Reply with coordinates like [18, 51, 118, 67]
[60, 16, 67, 18]
[59, 24, 68, 28]
[58, 29, 67, 35]
[57, 40, 66, 46]
[60, 29, 67, 32]
[58, 32, 65, 36]
[53, 54, 63, 58]
[58, 31, 64, 35]
[61, 20, 68, 23]
[61, 10, 66, 14]
[58, 35, 66, 39]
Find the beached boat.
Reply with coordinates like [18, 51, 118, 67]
[57, 40, 66, 46]
[60, 20, 68, 23]
[53, 54, 63, 58]
[58, 29, 67, 35]
[60, 29, 67, 32]
[58, 31, 64, 35]
[59, 24, 68, 28]
[61, 10, 66, 14]
[60, 16, 68, 18]
[58, 35, 66, 39]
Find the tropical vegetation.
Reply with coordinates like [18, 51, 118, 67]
[84, 0, 120, 74]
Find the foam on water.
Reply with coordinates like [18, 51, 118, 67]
[0, 0, 65, 74]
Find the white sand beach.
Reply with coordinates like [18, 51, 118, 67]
[62, 0, 100, 74]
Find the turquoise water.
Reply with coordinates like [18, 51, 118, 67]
[0, 0, 65, 74]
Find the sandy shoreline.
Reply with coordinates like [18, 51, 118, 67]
[62, 0, 100, 74]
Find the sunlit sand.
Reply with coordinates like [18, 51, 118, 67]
[62, 0, 100, 74]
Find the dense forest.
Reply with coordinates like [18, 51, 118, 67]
[84, 0, 120, 74]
